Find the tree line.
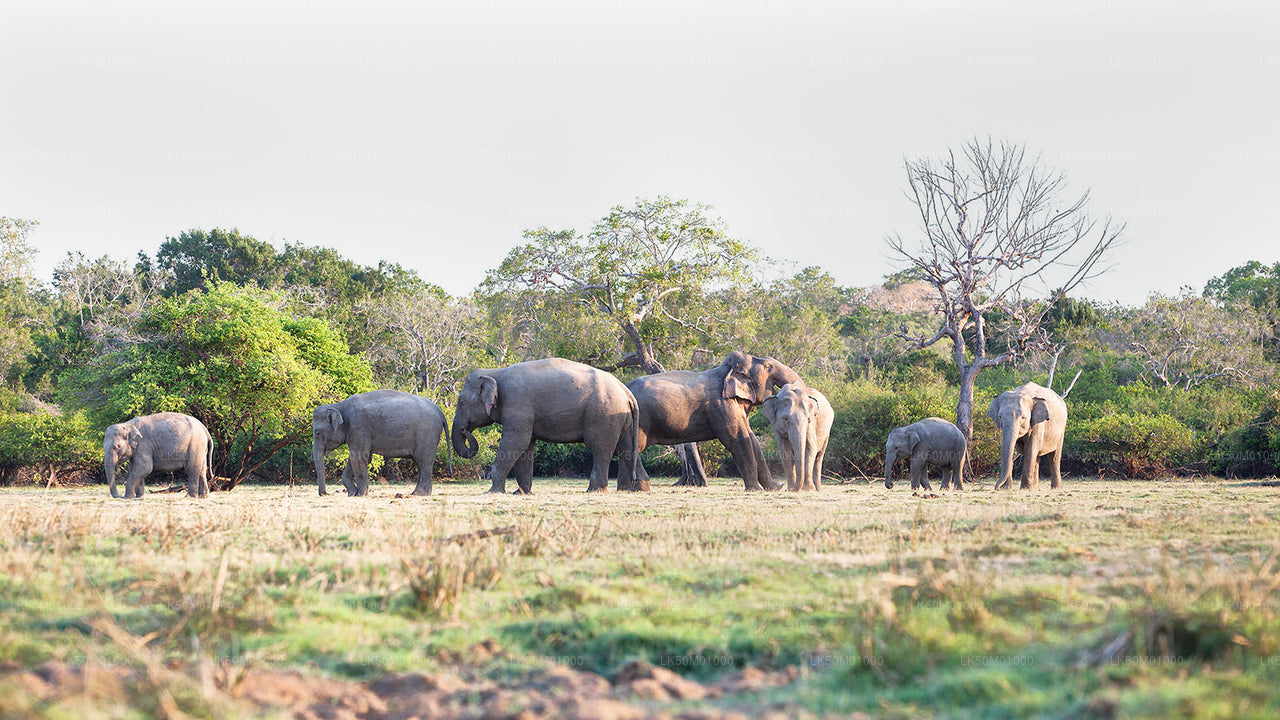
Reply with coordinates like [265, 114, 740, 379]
[2, 145, 1278, 488]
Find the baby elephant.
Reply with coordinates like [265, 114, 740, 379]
[761, 383, 834, 491]
[884, 417, 967, 491]
[104, 412, 214, 499]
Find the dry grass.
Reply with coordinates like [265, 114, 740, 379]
[1, 477, 1279, 718]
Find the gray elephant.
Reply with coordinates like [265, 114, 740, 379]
[451, 358, 640, 494]
[761, 383, 834, 491]
[884, 417, 967, 491]
[988, 382, 1068, 490]
[312, 390, 449, 497]
[104, 412, 213, 499]
[627, 352, 804, 491]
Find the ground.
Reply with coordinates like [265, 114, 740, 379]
[1, 476, 1279, 719]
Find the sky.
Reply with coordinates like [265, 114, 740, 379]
[2, 0, 1277, 306]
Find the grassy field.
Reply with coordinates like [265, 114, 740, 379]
[2, 476, 1279, 719]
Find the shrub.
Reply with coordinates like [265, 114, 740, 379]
[0, 403, 99, 485]
[1210, 392, 1280, 478]
[1067, 413, 1195, 478]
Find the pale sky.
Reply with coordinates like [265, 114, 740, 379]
[3, 0, 1277, 305]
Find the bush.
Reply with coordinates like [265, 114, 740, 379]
[0, 403, 99, 485]
[1067, 413, 1195, 478]
[1210, 392, 1280, 478]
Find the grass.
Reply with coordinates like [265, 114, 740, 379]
[1, 476, 1279, 718]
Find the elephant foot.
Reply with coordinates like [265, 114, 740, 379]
[762, 479, 783, 491]
[512, 488, 533, 496]
[618, 480, 649, 492]
[670, 476, 707, 487]
[486, 487, 507, 495]
[586, 485, 608, 493]
[410, 488, 432, 496]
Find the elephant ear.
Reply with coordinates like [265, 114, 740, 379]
[126, 425, 144, 450]
[805, 393, 820, 419]
[720, 352, 753, 401]
[323, 407, 344, 432]
[907, 429, 922, 454]
[1030, 397, 1050, 425]
[987, 395, 1003, 421]
[761, 395, 779, 424]
[479, 375, 499, 416]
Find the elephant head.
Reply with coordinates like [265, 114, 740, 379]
[987, 390, 1051, 487]
[312, 404, 348, 496]
[721, 352, 804, 406]
[104, 421, 143, 499]
[762, 383, 819, 490]
[451, 373, 499, 459]
[883, 425, 922, 489]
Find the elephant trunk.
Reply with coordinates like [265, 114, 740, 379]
[106, 448, 122, 499]
[313, 439, 328, 496]
[452, 423, 478, 459]
[997, 428, 1016, 490]
[884, 448, 896, 489]
[787, 421, 808, 490]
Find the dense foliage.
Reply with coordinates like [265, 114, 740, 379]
[1, 203, 1278, 488]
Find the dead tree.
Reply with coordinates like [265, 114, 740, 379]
[888, 138, 1123, 445]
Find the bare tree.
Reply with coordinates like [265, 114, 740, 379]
[888, 138, 1123, 443]
[1115, 291, 1270, 389]
[359, 289, 483, 398]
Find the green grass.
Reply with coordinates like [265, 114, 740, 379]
[2, 476, 1280, 718]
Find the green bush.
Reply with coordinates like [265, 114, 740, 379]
[0, 405, 99, 485]
[1210, 392, 1280, 478]
[1067, 413, 1195, 478]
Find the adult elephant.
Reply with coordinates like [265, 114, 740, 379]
[987, 382, 1068, 490]
[626, 351, 804, 491]
[762, 382, 834, 491]
[104, 412, 213, 499]
[451, 358, 640, 494]
[312, 390, 449, 497]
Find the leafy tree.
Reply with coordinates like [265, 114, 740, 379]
[0, 218, 44, 386]
[887, 138, 1123, 445]
[482, 196, 760, 484]
[65, 282, 373, 488]
[154, 228, 280, 296]
[739, 267, 848, 375]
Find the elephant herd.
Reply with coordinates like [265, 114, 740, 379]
[101, 353, 1069, 499]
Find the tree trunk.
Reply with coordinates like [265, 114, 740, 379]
[956, 366, 977, 482]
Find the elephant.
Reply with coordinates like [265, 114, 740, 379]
[884, 417, 967, 492]
[626, 351, 804, 491]
[104, 412, 213, 499]
[987, 382, 1068, 490]
[312, 390, 449, 497]
[761, 383, 834, 491]
[451, 358, 640, 494]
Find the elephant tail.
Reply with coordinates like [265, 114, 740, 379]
[628, 395, 640, 485]
[207, 429, 215, 489]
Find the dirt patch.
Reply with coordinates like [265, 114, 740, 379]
[0, 654, 830, 720]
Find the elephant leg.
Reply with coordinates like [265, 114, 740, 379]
[1049, 449, 1063, 489]
[777, 437, 796, 491]
[811, 447, 826, 491]
[753, 436, 782, 491]
[341, 463, 357, 495]
[410, 447, 437, 496]
[126, 456, 153, 499]
[910, 455, 931, 491]
[628, 460, 653, 492]
[513, 444, 535, 495]
[488, 428, 533, 494]
[671, 443, 710, 487]
[1023, 439, 1042, 490]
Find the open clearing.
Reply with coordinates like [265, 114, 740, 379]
[2, 477, 1279, 719]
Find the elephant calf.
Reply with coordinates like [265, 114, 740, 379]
[884, 417, 967, 492]
[312, 390, 449, 497]
[761, 383, 834, 491]
[104, 412, 214, 499]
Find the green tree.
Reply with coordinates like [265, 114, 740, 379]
[482, 196, 760, 484]
[66, 282, 373, 488]
[154, 228, 280, 296]
[0, 218, 44, 386]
